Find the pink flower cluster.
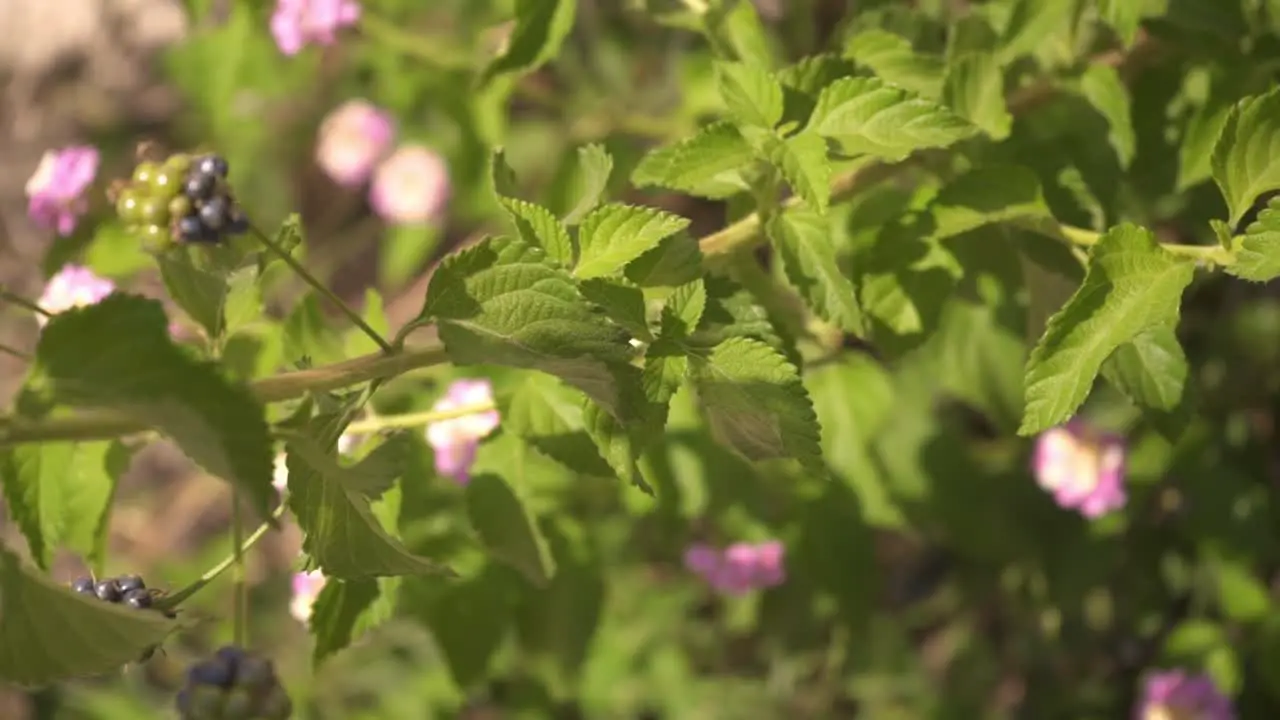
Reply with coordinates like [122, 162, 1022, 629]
[1033, 419, 1127, 519]
[290, 569, 327, 624]
[425, 379, 500, 485]
[36, 265, 114, 327]
[270, 0, 360, 56]
[25, 146, 99, 236]
[684, 541, 785, 595]
[1135, 669, 1235, 720]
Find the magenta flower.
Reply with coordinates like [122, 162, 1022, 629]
[425, 379, 500, 485]
[25, 146, 99, 236]
[1033, 420, 1126, 518]
[315, 100, 395, 187]
[369, 144, 450, 226]
[35, 265, 114, 328]
[1135, 670, 1235, 720]
[683, 541, 787, 595]
[270, 0, 361, 56]
[289, 569, 327, 624]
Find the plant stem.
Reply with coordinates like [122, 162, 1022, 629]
[0, 288, 51, 319]
[155, 501, 286, 611]
[344, 401, 496, 435]
[0, 342, 30, 361]
[249, 223, 393, 354]
[0, 342, 450, 445]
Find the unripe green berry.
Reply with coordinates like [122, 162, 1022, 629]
[140, 224, 170, 253]
[138, 197, 169, 226]
[150, 170, 178, 198]
[169, 196, 192, 220]
[132, 162, 159, 186]
[164, 153, 192, 177]
[116, 190, 143, 224]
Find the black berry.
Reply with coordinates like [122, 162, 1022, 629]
[94, 579, 121, 602]
[178, 647, 291, 720]
[117, 574, 146, 593]
[226, 207, 250, 235]
[188, 658, 235, 689]
[195, 154, 229, 179]
[183, 172, 215, 201]
[177, 215, 206, 243]
[71, 577, 95, 595]
[123, 588, 152, 609]
[198, 197, 229, 230]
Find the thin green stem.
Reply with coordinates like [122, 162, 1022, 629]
[344, 401, 496, 435]
[155, 501, 286, 611]
[0, 288, 51, 319]
[249, 223, 393, 354]
[0, 342, 30, 361]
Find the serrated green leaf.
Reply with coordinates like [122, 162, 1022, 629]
[29, 294, 275, 522]
[624, 233, 705, 289]
[492, 150, 575, 266]
[1212, 88, 1280, 226]
[1098, 0, 1145, 46]
[630, 121, 756, 199]
[1020, 225, 1196, 435]
[942, 51, 1011, 141]
[481, 0, 577, 83]
[808, 76, 979, 160]
[345, 433, 412, 500]
[844, 29, 944, 100]
[927, 164, 1051, 239]
[1229, 198, 1280, 281]
[714, 61, 784, 128]
[708, 0, 774, 68]
[777, 53, 858, 126]
[1, 442, 113, 569]
[767, 209, 864, 334]
[578, 277, 652, 340]
[688, 336, 823, 471]
[691, 276, 789, 354]
[1100, 326, 1188, 412]
[0, 546, 179, 686]
[562, 144, 613, 226]
[309, 578, 380, 665]
[643, 340, 687, 406]
[1178, 84, 1237, 193]
[419, 237, 635, 416]
[222, 267, 262, 339]
[762, 131, 831, 213]
[659, 279, 707, 338]
[287, 415, 451, 578]
[507, 375, 612, 476]
[466, 473, 556, 586]
[575, 204, 691, 279]
[156, 246, 227, 339]
[1080, 64, 1136, 168]
[856, 223, 962, 345]
[582, 399, 652, 493]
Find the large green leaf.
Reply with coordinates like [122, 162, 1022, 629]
[1099, 325, 1188, 412]
[23, 294, 276, 521]
[562, 144, 614, 226]
[1211, 88, 1280, 226]
[1019, 225, 1196, 435]
[807, 76, 978, 160]
[308, 578, 380, 666]
[941, 51, 1010, 140]
[714, 61, 784, 128]
[506, 374, 613, 477]
[843, 29, 944, 100]
[481, 0, 577, 83]
[574, 204, 690, 279]
[630, 121, 756, 199]
[492, 150, 574, 266]
[766, 208, 864, 334]
[761, 130, 831, 213]
[1080, 64, 1136, 169]
[466, 473, 556, 587]
[1, 442, 114, 569]
[0, 546, 179, 686]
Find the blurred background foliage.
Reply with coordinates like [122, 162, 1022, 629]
[4, 0, 1280, 717]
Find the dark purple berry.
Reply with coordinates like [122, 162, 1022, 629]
[198, 197, 228, 230]
[177, 215, 204, 243]
[123, 588, 152, 609]
[195, 154, 229, 179]
[71, 577, 95, 595]
[188, 658, 234, 688]
[222, 688, 254, 718]
[183, 172, 215, 201]
[234, 656, 275, 689]
[94, 579, 121, 602]
[117, 574, 145, 593]
[214, 645, 246, 673]
[226, 207, 249, 235]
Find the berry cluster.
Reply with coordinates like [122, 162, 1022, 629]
[177, 646, 293, 720]
[114, 152, 248, 247]
[70, 574, 175, 617]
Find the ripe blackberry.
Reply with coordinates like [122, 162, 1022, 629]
[71, 577, 95, 595]
[123, 588, 153, 610]
[184, 172, 216, 202]
[194, 154, 230, 180]
[199, 196, 230, 230]
[177, 646, 293, 720]
[95, 579, 122, 602]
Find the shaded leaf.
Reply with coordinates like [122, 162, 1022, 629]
[767, 208, 864, 334]
[481, 0, 577, 83]
[1212, 88, 1280, 226]
[466, 473, 556, 586]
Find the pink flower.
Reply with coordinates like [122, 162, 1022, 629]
[315, 100, 395, 187]
[25, 146, 99, 236]
[425, 379, 500, 485]
[272, 433, 357, 493]
[1033, 419, 1126, 518]
[369, 145, 450, 226]
[1135, 670, 1235, 720]
[289, 569, 327, 624]
[270, 0, 361, 56]
[35, 265, 114, 327]
[683, 541, 787, 595]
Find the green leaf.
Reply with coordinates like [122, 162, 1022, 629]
[843, 29, 944, 100]
[776, 53, 858, 126]
[498, 197, 575, 269]
[1099, 326, 1188, 412]
[222, 267, 262, 339]
[1098, 0, 1145, 46]
[1211, 88, 1280, 226]
[714, 61, 784, 128]
[309, 578, 380, 665]
[574, 204, 691, 279]
[481, 0, 577, 83]
[418, 237, 635, 417]
[762, 130, 831, 213]
[807, 76, 979, 160]
[688, 337, 823, 471]
[1178, 85, 1237, 192]
[286, 415, 452, 578]
[1019, 225, 1197, 435]
[766, 209, 864, 334]
[578, 277, 652, 340]
[691, 276, 789, 355]
[581, 399, 652, 493]
[999, 0, 1079, 63]
[345, 433, 412, 500]
[0, 546, 179, 686]
[466, 473, 556, 587]
[942, 51, 1011, 141]
[29, 294, 276, 522]
[630, 121, 756, 199]
[283, 293, 345, 367]
[624, 233, 705, 289]
[156, 246, 227, 339]
[562, 144, 613, 225]
[419, 565, 517, 688]
[659, 279, 707, 338]
[506, 375, 613, 476]
[1, 442, 113, 569]
[1080, 64, 1136, 168]
[1227, 197, 1280, 282]
[926, 164, 1052, 239]
[260, 214, 304, 277]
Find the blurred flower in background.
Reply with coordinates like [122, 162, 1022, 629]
[369, 144, 450, 226]
[684, 541, 787, 595]
[1134, 669, 1235, 720]
[270, 0, 362, 56]
[315, 100, 395, 187]
[425, 379, 500, 485]
[273, 433, 357, 494]
[1033, 420, 1127, 518]
[35, 265, 114, 327]
[289, 569, 327, 624]
[25, 146, 99, 236]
